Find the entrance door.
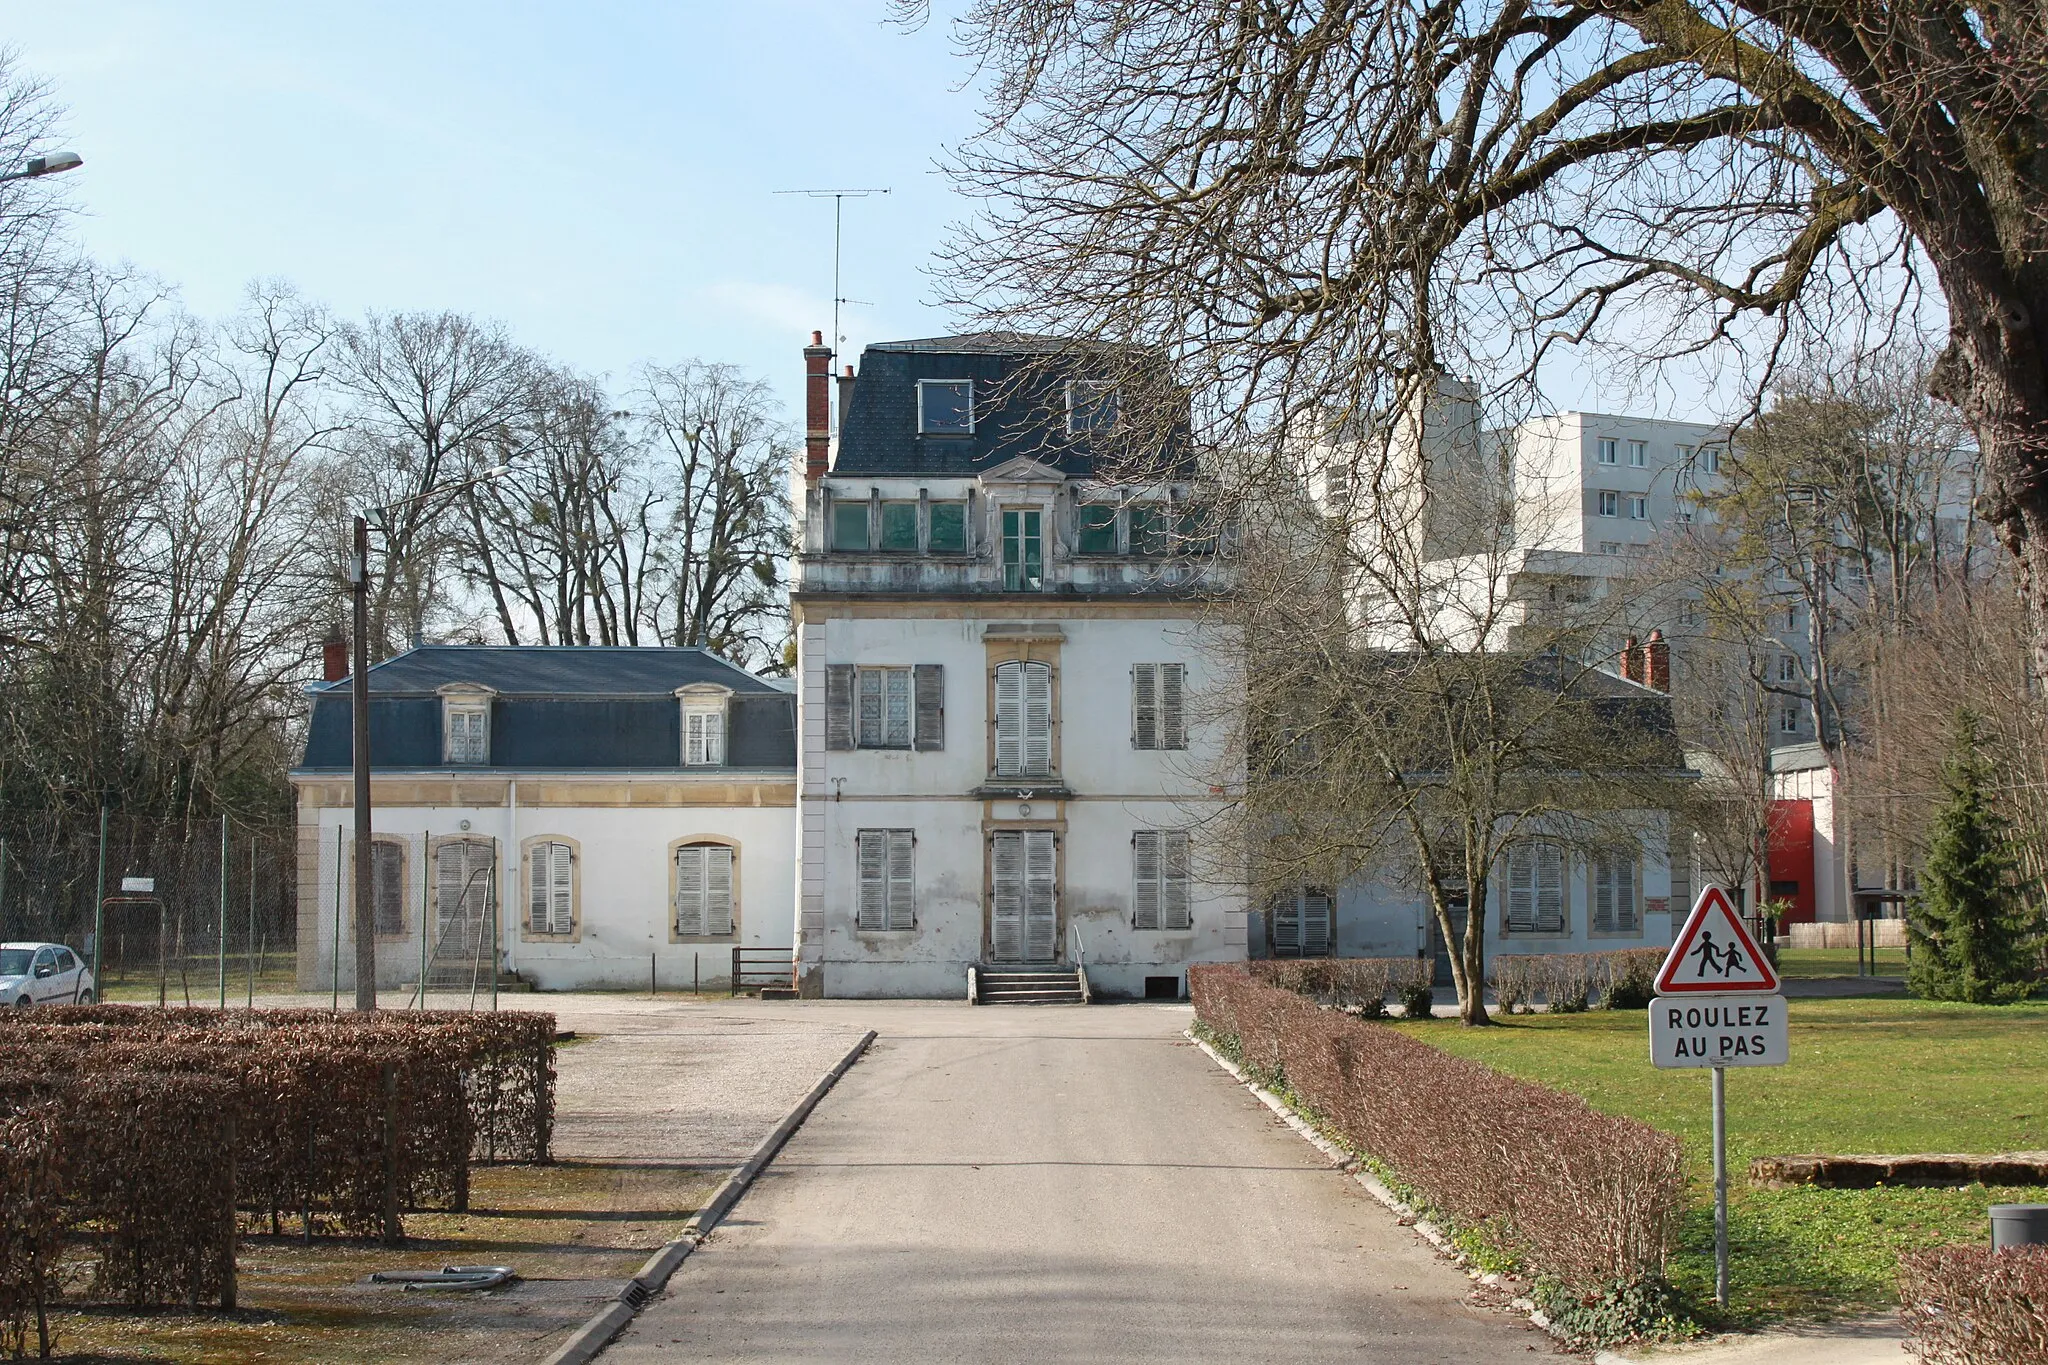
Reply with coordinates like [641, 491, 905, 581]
[990, 829, 1057, 962]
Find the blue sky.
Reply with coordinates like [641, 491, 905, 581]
[1, 2, 972, 418]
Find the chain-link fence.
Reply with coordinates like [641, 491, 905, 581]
[0, 815, 298, 1005]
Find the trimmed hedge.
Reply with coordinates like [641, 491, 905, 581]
[0, 1105, 61, 1357]
[1491, 949, 1666, 1013]
[1900, 1245, 2048, 1365]
[1192, 964, 1685, 1290]
[1247, 959, 1428, 1015]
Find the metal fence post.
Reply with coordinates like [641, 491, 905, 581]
[217, 813, 229, 1010]
[92, 806, 108, 987]
[247, 834, 257, 1008]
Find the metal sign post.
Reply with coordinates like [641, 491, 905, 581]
[1651, 886, 1788, 1307]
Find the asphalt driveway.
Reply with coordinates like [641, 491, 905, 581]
[603, 1001, 1549, 1363]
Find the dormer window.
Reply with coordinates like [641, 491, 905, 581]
[1066, 380, 1118, 433]
[439, 685, 494, 765]
[678, 685, 732, 767]
[918, 380, 974, 435]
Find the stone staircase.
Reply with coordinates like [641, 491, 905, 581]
[976, 966, 1088, 1005]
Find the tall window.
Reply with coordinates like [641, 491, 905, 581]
[685, 701, 725, 766]
[857, 829, 915, 931]
[1597, 437, 1619, 464]
[434, 838, 494, 933]
[1628, 439, 1648, 467]
[1131, 663, 1187, 750]
[993, 660, 1053, 777]
[918, 379, 974, 434]
[1592, 851, 1639, 934]
[444, 704, 489, 764]
[1505, 842, 1566, 934]
[1271, 888, 1333, 957]
[529, 840, 575, 935]
[1132, 830, 1192, 930]
[372, 840, 406, 936]
[674, 843, 735, 937]
[1002, 509, 1043, 590]
[858, 667, 914, 748]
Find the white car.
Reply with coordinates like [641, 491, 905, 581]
[0, 942, 95, 1007]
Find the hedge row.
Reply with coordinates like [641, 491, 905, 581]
[1191, 964, 1685, 1290]
[1491, 949, 1667, 1012]
[1899, 1246, 2048, 1365]
[0, 1105, 61, 1358]
[1247, 959, 1429, 1014]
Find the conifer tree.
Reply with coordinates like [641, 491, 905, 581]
[1906, 711, 2043, 1003]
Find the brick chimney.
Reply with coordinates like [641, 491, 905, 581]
[804, 330, 833, 481]
[1643, 629, 1671, 693]
[321, 632, 349, 683]
[1619, 636, 1642, 685]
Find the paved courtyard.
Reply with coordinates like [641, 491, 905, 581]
[600, 1000, 1549, 1364]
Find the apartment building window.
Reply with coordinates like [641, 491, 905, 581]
[1066, 380, 1119, 433]
[1597, 490, 1620, 517]
[1701, 446, 1722, 474]
[825, 664, 944, 751]
[1504, 841, 1566, 935]
[528, 840, 575, 936]
[1599, 541, 1623, 555]
[1271, 887, 1333, 957]
[880, 501, 920, 552]
[1077, 504, 1119, 555]
[1132, 829, 1192, 930]
[832, 500, 870, 551]
[1131, 663, 1187, 750]
[918, 379, 974, 434]
[1629, 439, 1648, 468]
[928, 501, 968, 553]
[1675, 496, 1695, 523]
[1592, 850, 1639, 934]
[1002, 509, 1044, 591]
[1779, 703, 1802, 734]
[1629, 495, 1649, 520]
[674, 842, 736, 937]
[1778, 654, 1798, 683]
[993, 660, 1053, 777]
[856, 829, 915, 931]
[1598, 438, 1619, 465]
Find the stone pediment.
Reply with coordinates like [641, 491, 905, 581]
[978, 456, 1067, 486]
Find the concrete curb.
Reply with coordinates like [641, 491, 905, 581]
[538, 1028, 877, 1365]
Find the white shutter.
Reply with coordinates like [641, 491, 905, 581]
[857, 831, 887, 931]
[1132, 831, 1161, 929]
[529, 845, 550, 932]
[674, 845, 705, 936]
[1301, 889, 1333, 956]
[531, 842, 572, 934]
[1162, 830, 1191, 931]
[704, 845, 734, 936]
[1161, 664, 1186, 750]
[886, 830, 915, 931]
[1024, 829, 1057, 961]
[1132, 664, 1158, 750]
[991, 831, 1023, 960]
[994, 664, 1023, 775]
[549, 843, 573, 933]
[1022, 663, 1052, 776]
[437, 839, 489, 930]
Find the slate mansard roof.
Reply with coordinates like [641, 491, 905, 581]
[295, 646, 795, 774]
[832, 333, 1195, 479]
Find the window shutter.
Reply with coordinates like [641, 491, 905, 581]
[437, 840, 489, 931]
[1132, 831, 1161, 929]
[857, 831, 886, 931]
[1594, 856, 1614, 933]
[887, 830, 915, 931]
[994, 663, 1023, 775]
[1022, 662, 1052, 776]
[373, 842, 404, 936]
[1536, 844, 1565, 933]
[1132, 664, 1158, 749]
[674, 845, 705, 936]
[1272, 892, 1301, 956]
[1161, 664, 1186, 750]
[1024, 830, 1057, 961]
[1507, 845, 1535, 934]
[1302, 889, 1333, 956]
[825, 664, 855, 751]
[1617, 855, 1638, 932]
[704, 845, 734, 936]
[550, 843, 574, 933]
[1163, 831, 1191, 931]
[530, 845, 550, 932]
[913, 665, 944, 751]
[857, 668, 885, 748]
[437, 843, 464, 931]
[991, 831, 1024, 960]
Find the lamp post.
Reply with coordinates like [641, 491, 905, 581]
[0, 151, 83, 183]
[347, 466, 513, 1011]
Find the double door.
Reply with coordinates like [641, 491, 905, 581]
[989, 829, 1057, 962]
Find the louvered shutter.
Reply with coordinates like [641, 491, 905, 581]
[674, 845, 705, 936]
[1272, 893, 1301, 955]
[437, 840, 488, 931]
[886, 830, 915, 931]
[704, 845, 734, 936]
[991, 831, 1024, 960]
[1024, 830, 1057, 961]
[1162, 830, 1191, 930]
[1160, 664, 1186, 750]
[857, 831, 886, 931]
[1594, 855, 1616, 932]
[913, 665, 944, 750]
[825, 664, 855, 751]
[1506, 844, 1536, 933]
[1132, 664, 1158, 749]
[1132, 831, 1161, 929]
[1536, 845, 1564, 933]
[994, 663, 1023, 775]
[1022, 663, 1052, 776]
[530, 842, 572, 934]
[1301, 889, 1333, 956]
[372, 842, 404, 935]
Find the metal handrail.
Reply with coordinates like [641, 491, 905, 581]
[1067, 921, 1085, 968]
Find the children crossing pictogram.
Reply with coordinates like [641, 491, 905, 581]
[1654, 885, 1780, 994]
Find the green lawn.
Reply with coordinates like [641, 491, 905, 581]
[1775, 946, 1907, 979]
[1394, 998, 2048, 1323]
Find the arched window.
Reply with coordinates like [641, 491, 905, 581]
[992, 660, 1052, 776]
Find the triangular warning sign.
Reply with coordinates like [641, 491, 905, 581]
[1655, 886, 1781, 993]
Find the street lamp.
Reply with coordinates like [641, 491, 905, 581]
[0, 151, 83, 183]
[347, 464, 514, 1011]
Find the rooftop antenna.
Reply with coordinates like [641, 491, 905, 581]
[774, 188, 890, 381]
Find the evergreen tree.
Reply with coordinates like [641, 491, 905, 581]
[1906, 711, 2043, 1003]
